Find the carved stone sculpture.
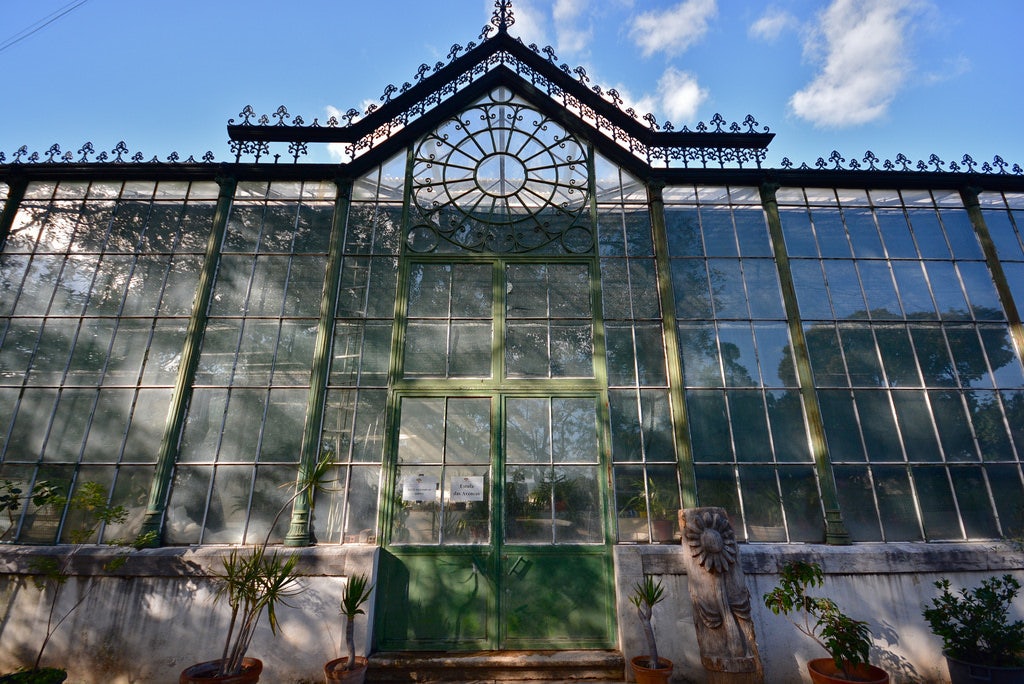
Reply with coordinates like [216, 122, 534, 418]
[680, 507, 764, 684]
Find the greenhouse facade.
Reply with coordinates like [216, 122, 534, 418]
[1, 3, 1023, 682]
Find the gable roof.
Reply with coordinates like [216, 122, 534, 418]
[226, 3, 773, 177]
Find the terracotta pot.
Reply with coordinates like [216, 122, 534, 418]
[807, 658, 888, 684]
[630, 656, 673, 684]
[945, 653, 1024, 684]
[324, 656, 368, 684]
[179, 658, 262, 684]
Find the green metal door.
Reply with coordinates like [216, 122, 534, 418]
[376, 394, 616, 651]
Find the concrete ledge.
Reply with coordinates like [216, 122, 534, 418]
[0, 543, 378, 577]
[634, 541, 1024, 576]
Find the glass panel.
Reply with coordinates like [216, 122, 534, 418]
[739, 466, 785, 541]
[443, 466, 489, 544]
[778, 466, 823, 542]
[833, 466, 882, 541]
[552, 398, 598, 463]
[398, 398, 445, 464]
[393, 465, 442, 544]
[686, 390, 731, 462]
[912, 466, 961, 539]
[506, 399, 549, 464]
[873, 465, 922, 541]
[949, 465, 998, 538]
[553, 465, 601, 542]
[445, 399, 491, 464]
[505, 465, 551, 543]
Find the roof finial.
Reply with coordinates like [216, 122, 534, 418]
[492, 0, 515, 34]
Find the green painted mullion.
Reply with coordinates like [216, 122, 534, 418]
[960, 187, 1024, 362]
[647, 182, 697, 509]
[140, 176, 237, 542]
[0, 177, 27, 248]
[283, 179, 353, 547]
[759, 182, 850, 544]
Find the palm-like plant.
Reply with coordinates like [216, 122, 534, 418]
[630, 575, 667, 669]
[340, 574, 374, 671]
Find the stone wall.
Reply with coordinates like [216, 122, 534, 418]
[1, 542, 1022, 683]
[0, 545, 378, 683]
[614, 542, 1024, 684]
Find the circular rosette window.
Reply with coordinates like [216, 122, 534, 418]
[410, 89, 592, 254]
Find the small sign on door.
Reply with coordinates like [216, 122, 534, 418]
[449, 476, 485, 502]
[402, 474, 439, 502]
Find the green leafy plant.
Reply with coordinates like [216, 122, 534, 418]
[339, 573, 374, 671]
[206, 452, 335, 677]
[0, 480, 152, 681]
[629, 575, 667, 669]
[922, 574, 1024, 667]
[763, 560, 873, 679]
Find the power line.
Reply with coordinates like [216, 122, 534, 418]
[0, 0, 90, 55]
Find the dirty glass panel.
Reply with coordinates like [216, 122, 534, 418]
[832, 466, 882, 541]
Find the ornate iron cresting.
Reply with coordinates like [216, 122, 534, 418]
[0, 142, 216, 165]
[1, 0, 1021, 176]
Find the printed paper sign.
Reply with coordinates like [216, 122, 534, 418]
[402, 474, 439, 502]
[449, 476, 485, 502]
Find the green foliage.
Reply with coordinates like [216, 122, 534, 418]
[763, 560, 873, 678]
[0, 480, 60, 537]
[340, 573, 374, 671]
[630, 575, 667, 669]
[623, 477, 678, 521]
[922, 574, 1024, 667]
[0, 667, 67, 683]
[214, 546, 303, 676]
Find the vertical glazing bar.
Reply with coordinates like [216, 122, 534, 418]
[140, 176, 237, 542]
[647, 183, 697, 509]
[285, 179, 353, 546]
[0, 177, 27, 248]
[960, 187, 1024, 359]
[759, 182, 850, 544]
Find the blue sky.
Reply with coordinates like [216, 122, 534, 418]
[1, 0, 1022, 170]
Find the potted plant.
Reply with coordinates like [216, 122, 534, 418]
[180, 455, 333, 683]
[623, 478, 678, 543]
[628, 575, 673, 684]
[324, 573, 374, 683]
[763, 560, 888, 684]
[922, 574, 1024, 684]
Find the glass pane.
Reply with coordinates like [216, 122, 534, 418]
[929, 390, 977, 461]
[449, 322, 492, 377]
[393, 465, 442, 544]
[244, 465, 295, 544]
[506, 398, 549, 464]
[729, 390, 771, 462]
[686, 390, 731, 462]
[874, 465, 921, 541]
[833, 465, 882, 541]
[445, 399, 491, 464]
[552, 398, 598, 463]
[553, 465, 601, 543]
[398, 398, 444, 464]
[608, 391, 641, 462]
[891, 390, 940, 461]
[407, 263, 451, 317]
[404, 321, 447, 377]
[817, 390, 863, 461]
[854, 390, 901, 460]
[203, 465, 253, 544]
[912, 466, 961, 539]
[443, 466, 489, 544]
[550, 322, 593, 377]
[345, 465, 381, 543]
[451, 264, 492, 317]
[949, 466, 998, 538]
[778, 465, 823, 542]
[505, 465, 552, 543]
[506, 322, 548, 377]
[693, 464, 743, 540]
[739, 466, 785, 541]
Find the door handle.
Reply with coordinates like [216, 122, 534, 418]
[505, 557, 524, 577]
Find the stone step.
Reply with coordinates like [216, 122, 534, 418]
[366, 650, 626, 683]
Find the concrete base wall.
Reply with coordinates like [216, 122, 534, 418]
[0, 545, 378, 683]
[1, 542, 1022, 683]
[614, 542, 1024, 684]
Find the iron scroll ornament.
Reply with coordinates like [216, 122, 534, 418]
[408, 89, 592, 255]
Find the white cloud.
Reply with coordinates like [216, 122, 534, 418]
[748, 9, 797, 42]
[657, 68, 708, 124]
[790, 0, 919, 128]
[629, 0, 717, 58]
[504, 0, 551, 48]
[553, 0, 592, 55]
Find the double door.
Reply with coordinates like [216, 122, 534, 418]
[375, 394, 616, 650]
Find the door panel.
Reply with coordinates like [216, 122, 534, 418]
[376, 549, 495, 650]
[501, 548, 615, 648]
